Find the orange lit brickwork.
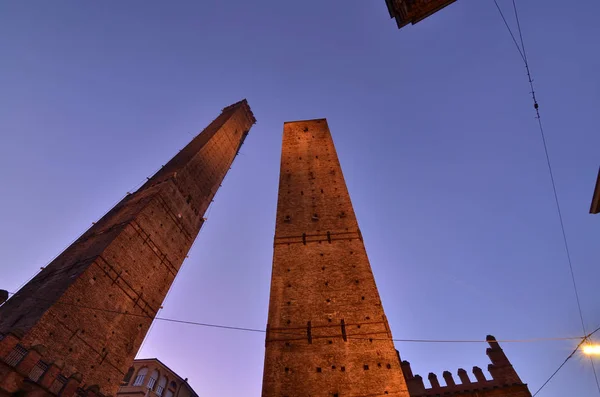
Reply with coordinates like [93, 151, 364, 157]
[0, 100, 255, 396]
[261, 119, 410, 397]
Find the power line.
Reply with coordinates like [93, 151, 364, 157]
[492, 0, 526, 63]
[493, 1, 597, 394]
[354, 335, 582, 344]
[532, 337, 588, 396]
[532, 326, 600, 396]
[592, 359, 600, 395]
[494, 0, 587, 336]
[3, 291, 585, 344]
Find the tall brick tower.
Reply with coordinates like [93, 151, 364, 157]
[262, 119, 410, 397]
[0, 100, 255, 395]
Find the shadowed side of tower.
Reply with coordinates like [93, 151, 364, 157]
[0, 100, 255, 395]
[262, 119, 409, 397]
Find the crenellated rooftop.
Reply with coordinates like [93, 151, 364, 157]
[401, 335, 532, 396]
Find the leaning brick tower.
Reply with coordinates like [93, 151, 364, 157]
[0, 100, 255, 395]
[262, 119, 410, 397]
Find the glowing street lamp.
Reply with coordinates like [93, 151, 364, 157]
[582, 344, 600, 356]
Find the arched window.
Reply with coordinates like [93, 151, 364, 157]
[165, 381, 177, 397]
[133, 368, 148, 386]
[156, 376, 168, 396]
[147, 370, 159, 390]
[122, 367, 135, 385]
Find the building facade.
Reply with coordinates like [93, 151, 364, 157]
[262, 119, 411, 396]
[0, 100, 255, 396]
[117, 359, 197, 397]
[385, 0, 458, 29]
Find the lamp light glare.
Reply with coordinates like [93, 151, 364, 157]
[582, 345, 600, 355]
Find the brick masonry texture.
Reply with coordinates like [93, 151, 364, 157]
[402, 337, 532, 397]
[0, 100, 255, 396]
[385, 0, 458, 28]
[261, 119, 411, 397]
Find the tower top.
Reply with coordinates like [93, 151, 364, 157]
[223, 98, 256, 125]
[283, 118, 327, 124]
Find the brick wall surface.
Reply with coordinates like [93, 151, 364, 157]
[0, 100, 255, 395]
[386, 0, 458, 28]
[262, 119, 410, 397]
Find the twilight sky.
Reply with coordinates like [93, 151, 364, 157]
[1, 1, 599, 396]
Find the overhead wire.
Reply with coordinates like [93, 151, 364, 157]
[2, 291, 586, 344]
[532, 326, 600, 396]
[493, 0, 598, 394]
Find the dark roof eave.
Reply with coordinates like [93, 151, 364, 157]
[590, 167, 600, 214]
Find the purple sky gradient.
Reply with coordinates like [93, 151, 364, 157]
[1, 1, 599, 396]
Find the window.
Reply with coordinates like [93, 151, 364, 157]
[133, 368, 148, 386]
[49, 374, 67, 395]
[156, 376, 167, 396]
[122, 367, 135, 385]
[5, 344, 28, 367]
[147, 370, 159, 389]
[165, 381, 176, 397]
[28, 360, 49, 382]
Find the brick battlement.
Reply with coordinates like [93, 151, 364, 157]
[0, 332, 107, 397]
[402, 336, 532, 397]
